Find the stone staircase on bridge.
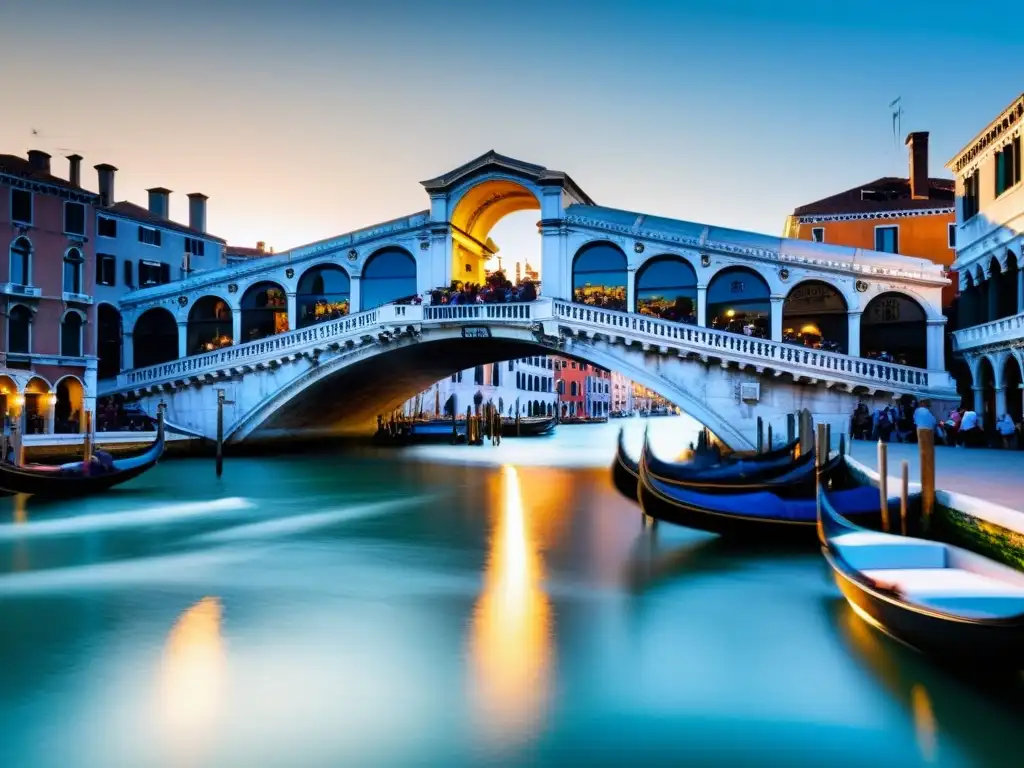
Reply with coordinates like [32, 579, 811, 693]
[102, 298, 957, 401]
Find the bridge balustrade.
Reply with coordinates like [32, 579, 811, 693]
[953, 310, 1024, 352]
[551, 300, 933, 390]
[423, 303, 532, 321]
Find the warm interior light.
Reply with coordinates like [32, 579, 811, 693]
[11, 395, 25, 408]
[725, 309, 736, 318]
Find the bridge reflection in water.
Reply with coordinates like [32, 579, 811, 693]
[469, 465, 554, 747]
[157, 596, 226, 757]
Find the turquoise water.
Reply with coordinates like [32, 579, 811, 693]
[1, 418, 1023, 767]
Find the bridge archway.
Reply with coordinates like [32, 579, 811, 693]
[188, 296, 232, 354]
[133, 307, 178, 368]
[362, 247, 417, 310]
[297, 264, 350, 328]
[977, 356, 996, 433]
[241, 281, 288, 342]
[572, 242, 627, 310]
[706, 266, 770, 337]
[860, 291, 927, 368]
[97, 303, 122, 379]
[782, 280, 848, 353]
[635, 255, 697, 323]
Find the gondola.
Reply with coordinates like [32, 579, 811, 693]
[637, 451, 890, 543]
[0, 413, 165, 497]
[819, 476, 1024, 665]
[500, 416, 557, 437]
[612, 428, 641, 501]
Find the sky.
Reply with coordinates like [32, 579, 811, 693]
[1, 0, 1021, 266]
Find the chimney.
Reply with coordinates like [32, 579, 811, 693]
[146, 187, 172, 219]
[67, 154, 83, 187]
[906, 131, 930, 200]
[27, 150, 51, 173]
[95, 163, 118, 208]
[256, 241, 265, 253]
[187, 192, 208, 233]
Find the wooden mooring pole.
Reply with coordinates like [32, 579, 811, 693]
[877, 439, 889, 533]
[767, 424, 773, 452]
[216, 389, 235, 477]
[918, 427, 935, 532]
[787, 413, 796, 445]
[900, 459, 910, 536]
[756, 417, 764, 454]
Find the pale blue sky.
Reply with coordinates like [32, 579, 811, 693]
[1, 0, 1019, 265]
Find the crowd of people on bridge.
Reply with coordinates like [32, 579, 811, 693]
[426, 272, 538, 306]
[850, 399, 1021, 449]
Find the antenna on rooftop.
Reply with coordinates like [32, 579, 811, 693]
[889, 97, 904, 148]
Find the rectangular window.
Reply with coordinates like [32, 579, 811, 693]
[963, 169, 980, 220]
[874, 226, 899, 254]
[184, 237, 206, 257]
[948, 223, 957, 249]
[138, 260, 169, 286]
[96, 253, 116, 286]
[98, 216, 117, 237]
[64, 202, 85, 236]
[811, 227, 824, 243]
[138, 226, 162, 246]
[11, 189, 32, 224]
[995, 137, 1021, 197]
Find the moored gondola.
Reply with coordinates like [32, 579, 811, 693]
[611, 428, 641, 501]
[500, 416, 557, 437]
[637, 451, 889, 543]
[0, 412, 165, 497]
[819, 477, 1024, 666]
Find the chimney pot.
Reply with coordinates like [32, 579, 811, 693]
[187, 192, 208, 234]
[146, 187, 172, 219]
[257, 241, 265, 253]
[94, 163, 118, 208]
[905, 131, 930, 200]
[27, 150, 51, 173]
[66, 154, 83, 187]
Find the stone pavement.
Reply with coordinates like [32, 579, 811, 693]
[848, 439, 1024, 510]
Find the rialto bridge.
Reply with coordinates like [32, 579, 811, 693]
[99, 152, 958, 448]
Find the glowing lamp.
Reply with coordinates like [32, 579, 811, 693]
[11, 394, 25, 408]
[725, 309, 736, 318]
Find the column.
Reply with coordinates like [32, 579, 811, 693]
[350, 275, 361, 314]
[232, 307, 242, 345]
[626, 267, 637, 313]
[971, 385, 984, 413]
[770, 296, 784, 342]
[46, 397, 56, 434]
[926, 320, 945, 370]
[83, 359, 97, 426]
[847, 312, 862, 357]
[994, 387, 1007, 418]
[177, 322, 188, 358]
[697, 286, 707, 327]
[286, 292, 297, 331]
[987, 271, 999, 322]
[122, 331, 134, 371]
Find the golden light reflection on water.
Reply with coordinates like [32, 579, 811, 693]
[911, 684, 937, 763]
[157, 597, 226, 757]
[468, 464, 554, 746]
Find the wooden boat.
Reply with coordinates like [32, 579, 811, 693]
[500, 416, 557, 437]
[0, 414, 165, 497]
[637, 452, 887, 543]
[611, 428, 641, 501]
[819, 479, 1024, 665]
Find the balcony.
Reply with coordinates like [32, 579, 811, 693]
[63, 291, 94, 305]
[1, 282, 42, 298]
[953, 312, 1024, 353]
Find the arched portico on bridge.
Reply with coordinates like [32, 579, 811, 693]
[296, 263, 351, 327]
[132, 307, 178, 368]
[241, 281, 288, 342]
[188, 296, 233, 355]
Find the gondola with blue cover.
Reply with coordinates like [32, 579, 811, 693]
[819, 472, 1024, 665]
[0, 412, 165, 497]
[637, 448, 889, 543]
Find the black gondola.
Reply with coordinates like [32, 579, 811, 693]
[637, 451, 888, 543]
[500, 416, 557, 437]
[0, 413, 165, 497]
[611, 428, 641, 501]
[819, 477, 1024, 666]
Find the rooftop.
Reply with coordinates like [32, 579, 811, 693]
[947, 92, 1024, 173]
[0, 153, 98, 197]
[104, 201, 226, 243]
[791, 176, 954, 218]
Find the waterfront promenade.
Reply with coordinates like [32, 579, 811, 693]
[848, 440, 1024, 509]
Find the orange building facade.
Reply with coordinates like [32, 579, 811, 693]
[784, 132, 957, 308]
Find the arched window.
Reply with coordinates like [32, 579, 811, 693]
[860, 292, 927, 368]
[782, 280, 848, 353]
[241, 281, 288, 342]
[133, 307, 178, 368]
[474, 365, 484, 385]
[557, 379, 565, 395]
[572, 242, 627, 311]
[188, 296, 232, 355]
[97, 304, 122, 378]
[636, 255, 697, 323]
[8, 305, 31, 354]
[362, 248, 417, 310]
[9, 237, 31, 286]
[491, 363, 500, 387]
[570, 381, 578, 397]
[63, 248, 84, 293]
[61, 312, 83, 357]
[296, 264, 350, 327]
[706, 266, 771, 338]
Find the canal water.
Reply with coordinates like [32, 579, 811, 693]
[1, 417, 1023, 767]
